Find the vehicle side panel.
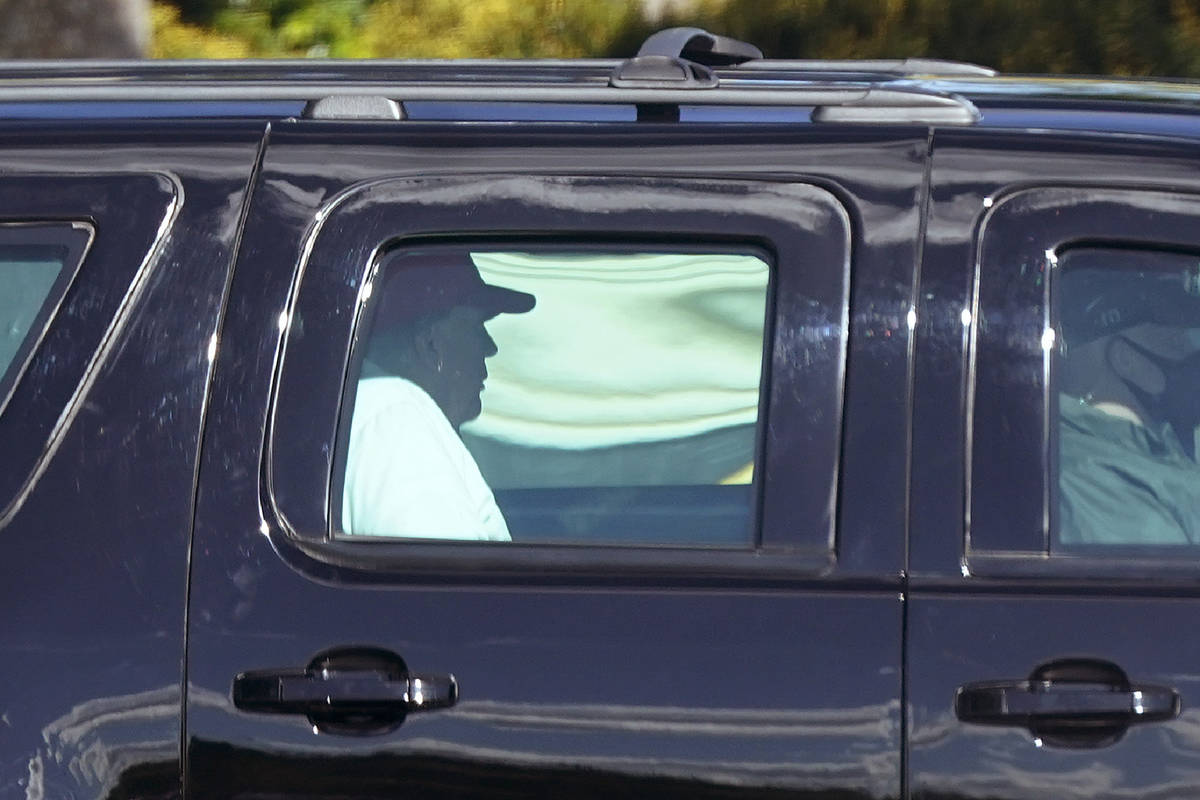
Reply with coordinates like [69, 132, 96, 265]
[186, 122, 921, 799]
[0, 124, 263, 800]
[910, 130, 1200, 800]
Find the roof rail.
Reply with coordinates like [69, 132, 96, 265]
[0, 56, 993, 84]
[0, 80, 979, 125]
[735, 58, 996, 78]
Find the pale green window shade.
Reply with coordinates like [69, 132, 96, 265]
[0, 253, 63, 381]
[465, 251, 770, 490]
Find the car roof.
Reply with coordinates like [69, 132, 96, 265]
[2, 26, 1200, 135]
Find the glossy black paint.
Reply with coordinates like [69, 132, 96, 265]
[185, 122, 921, 799]
[0, 124, 263, 800]
[909, 596, 1200, 800]
[908, 129, 1200, 799]
[13, 63, 1200, 800]
[0, 173, 175, 510]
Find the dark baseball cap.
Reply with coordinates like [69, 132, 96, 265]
[1056, 249, 1200, 346]
[373, 249, 535, 322]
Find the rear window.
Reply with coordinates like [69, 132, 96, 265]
[0, 223, 92, 407]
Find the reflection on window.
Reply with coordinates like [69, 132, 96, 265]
[1053, 248, 1200, 546]
[339, 246, 770, 546]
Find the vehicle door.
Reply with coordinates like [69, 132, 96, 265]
[0, 126, 264, 799]
[909, 127, 1200, 798]
[185, 116, 922, 799]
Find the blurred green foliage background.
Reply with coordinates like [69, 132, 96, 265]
[150, 0, 1200, 77]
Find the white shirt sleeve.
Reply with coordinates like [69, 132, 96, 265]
[342, 377, 510, 541]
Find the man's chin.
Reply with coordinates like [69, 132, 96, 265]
[448, 400, 483, 431]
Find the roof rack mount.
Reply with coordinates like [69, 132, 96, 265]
[631, 26, 994, 77]
[637, 27, 763, 67]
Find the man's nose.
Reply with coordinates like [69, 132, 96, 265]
[483, 329, 498, 357]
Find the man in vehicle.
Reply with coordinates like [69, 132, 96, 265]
[341, 250, 535, 540]
[1056, 253, 1200, 544]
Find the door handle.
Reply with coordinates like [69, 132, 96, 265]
[955, 658, 1179, 748]
[233, 646, 457, 735]
[956, 680, 1177, 720]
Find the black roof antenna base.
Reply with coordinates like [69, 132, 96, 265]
[637, 27, 763, 67]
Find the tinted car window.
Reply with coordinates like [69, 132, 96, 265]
[1052, 247, 1200, 547]
[0, 223, 91, 406]
[336, 245, 770, 546]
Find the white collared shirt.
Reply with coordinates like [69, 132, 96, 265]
[342, 376, 510, 541]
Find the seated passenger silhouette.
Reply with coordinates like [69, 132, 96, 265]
[1057, 263, 1200, 544]
[342, 251, 534, 540]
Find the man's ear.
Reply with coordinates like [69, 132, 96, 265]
[412, 325, 442, 372]
[1109, 337, 1167, 394]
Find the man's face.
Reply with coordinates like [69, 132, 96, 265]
[1100, 323, 1200, 441]
[427, 305, 499, 429]
[1110, 324, 1200, 395]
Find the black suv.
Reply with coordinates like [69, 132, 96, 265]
[4, 26, 1200, 800]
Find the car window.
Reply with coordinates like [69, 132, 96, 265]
[0, 223, 91, 408]
[1051, 247, 1200, 548]
[335, 244, 770, 547]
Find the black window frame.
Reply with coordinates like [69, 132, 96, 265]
[968, 185, 1200, 578]
[267, 173, 853, 579]
[0, 173, 179, 524]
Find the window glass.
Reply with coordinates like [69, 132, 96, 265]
[0, 225, 90, 404]
[337, 245, 771, 546]
[1052, 248, 1200, 548]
